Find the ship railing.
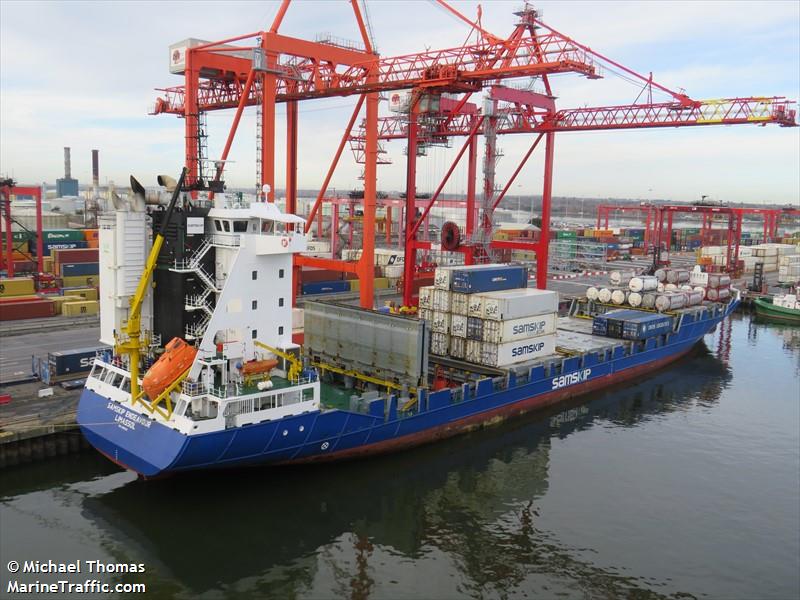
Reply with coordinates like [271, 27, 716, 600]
[181, 380, 207, 397]
[208, 234, 241, 248]
[221, 382, 317, 422]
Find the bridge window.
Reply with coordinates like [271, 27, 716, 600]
[222, 221, 231, 232]
[214, 220, 222, 232]
[233, 220, 247, 233]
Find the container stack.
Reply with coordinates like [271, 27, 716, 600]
[778, 255, 800, 285]
[705, 273, 731, 302]
[593, 309, 674, 341]
[419, 264, 559, 368]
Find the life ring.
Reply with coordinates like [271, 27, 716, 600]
[281, 237, 289, 248]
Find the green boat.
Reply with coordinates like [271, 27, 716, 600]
[753, 295, 800, 325]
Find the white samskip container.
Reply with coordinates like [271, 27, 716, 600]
[467, 295, 484, 317]
[480, 335, 557, 368]
[480, 288, 558, 321]
[430, 332, 449, 356]
[450, 314, 468, 338]
[434, 266, 454, 290]
[450, 292, 470, 316]
[418, 286, 434, 309]
[430, 311, 451, 334]
[629, 276, 659, 292]
[481, 313, 557, 344]
[432, 288, 451, 312]
[465, 339, 482, 363]
[450, 336, 466, 359]
[586, 286, 599, 301]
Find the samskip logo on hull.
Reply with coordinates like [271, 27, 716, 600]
[551, 369, 592, 390]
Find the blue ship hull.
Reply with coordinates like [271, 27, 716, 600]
[78, 302, 736, 477]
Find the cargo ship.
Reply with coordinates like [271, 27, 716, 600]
[77, 181, 739, 477]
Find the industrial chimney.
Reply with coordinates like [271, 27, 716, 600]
[63, 146, 72, 179]
[56, 146, 79, 197]
[92, 149, 99, 187]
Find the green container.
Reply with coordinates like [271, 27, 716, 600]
[42, 230, 85, 242]
[555, 230, 578, 239]
[0, 231, 34, 243]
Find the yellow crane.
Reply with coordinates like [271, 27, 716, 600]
[254, 340, 302, 382]
[118, 168, 187, 405]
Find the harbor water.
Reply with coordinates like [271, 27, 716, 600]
[1, 313, 798, 599]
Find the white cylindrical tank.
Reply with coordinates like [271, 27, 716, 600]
[598, 287, 613, 303]
[628, 292, 643, 307]
[629, 276, 659, 293]
[666, 269, 690, 284]
[706, 287, 731, 301]
[655, 292, 687, 312]
[665, 283, 678, 291]
[684, 290, 704, 306]
[642, 292, 657, 309]
[654, 268, 668, 282]
[708, 274, 731, 288]
[693, 286, 706, 294]
[609, 270, 635, 286]
[586, 286, 599, 301]
[611, 289, 627, 305]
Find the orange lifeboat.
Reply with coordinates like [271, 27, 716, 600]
[142, 337, 197, 400]
[241, 359, 278, 378]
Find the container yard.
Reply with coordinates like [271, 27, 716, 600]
[1, 1, 799, 599]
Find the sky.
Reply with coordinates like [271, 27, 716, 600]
[1, 0, 798, 205]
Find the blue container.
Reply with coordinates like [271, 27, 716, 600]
[61, 262, 99, 276]
[32, 241, 88, 256]
[593, 309, 648, 338]
[621, 313, 674, 340]
[450, 265, 528, 294]
[48, 346, 106, 377]
[302, 280, 350, 295]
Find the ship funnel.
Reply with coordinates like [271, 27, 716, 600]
[157, 174, 178, 192]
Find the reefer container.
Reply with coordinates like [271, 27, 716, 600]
[620, 313, 674, 340]
[430, 332, 449, 355]
[480, 288, 558, 320]
[450, 264, 528, 294]
[467, 295, 484, 317]
[479, 335, 557, 368]
[450, 292, 469, 315]
[432, 288, 451, 312]
[61, 262, 100, 277]
[482, 312, 557, 344]
[466, 317, 484, 341]
[302, 280, 350, 295]
[450, 336, 466, 359]
[430, 311, 451, 334]
[48, 346, 106, 377]
[418, 286, 434, 309]
[450, 314, 468, 338]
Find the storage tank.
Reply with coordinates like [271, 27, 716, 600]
[598, 287, 613, 303]
[611, 289, 628, 305]
[629, 276, 658, 293]
[655, 292, 687, 312]
[666, 269, 690, 284]
[628, 292, 643, 307]
[586, 286, 599, 301]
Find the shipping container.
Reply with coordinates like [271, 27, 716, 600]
[450, 314, 468, 338]
[592, 309, 643, 337]
[430, 332, 449, 356]
[418, 286, 434, 309]
[52, 248, 99, 265]
[480, 288, 558, 321]
[620, 313, 674, 340]
[479, 335, 557, 367]
[466, 317, 484, 341]
[481, 312, 557, 344]
[432, 288, 451, 312]
[48, 346, 107, 377]
[0, 277, 36, 297]
[467, 294, 483, 317]
[450, 264, 528, 294]
[450, 336, 466, 360]
[450, 292, 469, 316]
[42, 230, 87, 243]
[302, 280, 350, 295]
[430, 311, 450, 334]
[62, 287, 99, 301]
[31, 241, 88, 256]
[60, 262, 99, 277]
[465, 339, 482, 363]
[0, 299, 55, 321]
[62, 300, 99, 316]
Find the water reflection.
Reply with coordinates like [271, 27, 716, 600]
[65, 344, 731, 599]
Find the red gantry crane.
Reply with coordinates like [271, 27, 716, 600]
[151, 0, 797, 308]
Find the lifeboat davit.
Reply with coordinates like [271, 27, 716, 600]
[142, 337, 197, 400]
